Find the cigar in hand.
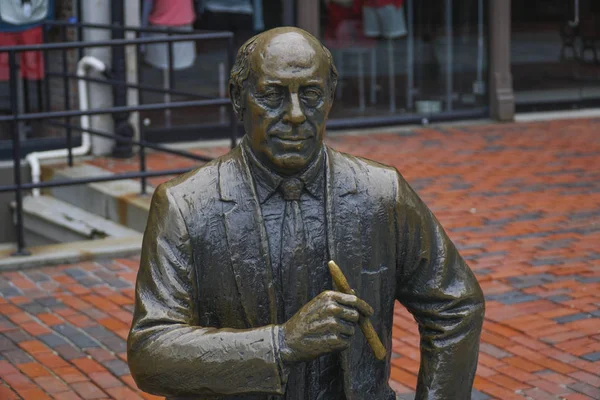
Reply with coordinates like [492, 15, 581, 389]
[328, 260, 386, 360]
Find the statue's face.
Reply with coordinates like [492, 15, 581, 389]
[243, 32, 333, 176]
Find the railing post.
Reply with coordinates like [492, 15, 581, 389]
[228, 36, 237, 149]
[9, 50, 30, 256]
[61, 27, 74, 166]
[111, 0, 134, 158]
[42, 26, 50, 113]
[166, 30, 174, 128]
[137, 40, 147, 196]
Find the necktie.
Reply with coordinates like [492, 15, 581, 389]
[278, 177, 310, 399]
[278, 178, 309, 320]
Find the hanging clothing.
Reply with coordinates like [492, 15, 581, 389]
[147, 0, 196, 26]
[144, 24, 196, 70]
[361, 0, 407, 39]
[198, 0, 264, 32]
[0, 0, 53, 32]
[324, 0, 362, 42]
[0, 26, 45, 80]
[0, 0, 50, 26]
[141, 0, 197, 70]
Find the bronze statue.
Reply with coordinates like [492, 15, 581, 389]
[128, 27, 485, 400]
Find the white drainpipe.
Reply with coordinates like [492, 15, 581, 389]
[27, 56, 107, 197]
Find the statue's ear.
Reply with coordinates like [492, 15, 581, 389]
[229, 83, 244, 121]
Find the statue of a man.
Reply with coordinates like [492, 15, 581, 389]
[128, 27, 485, 400]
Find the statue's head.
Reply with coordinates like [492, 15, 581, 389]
[229, 27, 338, 176]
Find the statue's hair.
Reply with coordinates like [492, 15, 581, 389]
[229, 30, 338, 118]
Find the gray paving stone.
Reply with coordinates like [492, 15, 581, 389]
[487, 291, 540, 304]
[65, 267, 88, 278]
[24, 271, 50, 282]
[54, 324, 101, 348]
[576, 276, 600, 283]
[553, 313, 592, 324]
[38, 333, 68, 348]
[3, 330, 33, 343]
[581, 351, 600, 362]
[0, 285, 23, 297]
[35, 297, 63, 308]
[102, 358, 130, 376]
[54, 344, 86, 360]
[0, 334, 17, 352]
[530, 258, 564, 266]
[77, 276, 104, 287]
[568, 382, 600, 398]
[100, 336, 127, 353]
[547, 295, 572, 302]
[20, 302, 47, 315]
[479, 343, 511, 359]
[3, 348, 32, 364]
[104, 277, 131, 289]
[82, 325, 114, 339]
[471, 389, 490, 400]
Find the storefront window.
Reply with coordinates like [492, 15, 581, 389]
[141, 0, 488, 142]
[511, 0, 600, 111]
[321, 0, 488, 121]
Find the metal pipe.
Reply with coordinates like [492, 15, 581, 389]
[0, 97, 231, 122]
[407, 0, 414, 110]
[9, 51, 30, 255]
[45, 19, 235, 36]
[45, 71, 212, 100]
[228, 36, 237, 149]
[26, 56, 106, 197]
[43, 120, 213, 162]
[137, 41, 147, 196]
[42, 26, 50, 113]
[445, 0, 453, 111]
[0, 33, 232, 52]
[0, 168, 198, 193]
[327, 107, 488, 130]
[61, 28, 74, 166]
[165, 31, 174, 128]
[111, 0, 134, 158]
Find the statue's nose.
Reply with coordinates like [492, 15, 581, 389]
[284, 93, 307, 125]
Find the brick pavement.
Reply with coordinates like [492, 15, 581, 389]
[1, 118, 599, 399]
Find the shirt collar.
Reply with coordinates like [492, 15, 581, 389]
[242, 136, 326, 203]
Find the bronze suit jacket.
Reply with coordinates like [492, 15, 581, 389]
[128, 144, 485, 400]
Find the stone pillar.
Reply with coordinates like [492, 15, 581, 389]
[489, 0, 515, 121]
[82, 0, 114, 155]
[297, 0, 320, 38]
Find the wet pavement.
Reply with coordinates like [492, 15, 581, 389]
[1, 118, 599, 399]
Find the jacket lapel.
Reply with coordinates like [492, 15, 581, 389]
[325, 147, 362, 293]
[326, 147, 373, 400]
[219, 147, 277, 328]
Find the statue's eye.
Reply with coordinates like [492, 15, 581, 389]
[302, 89, 322, 105]
[261, 90, 282, 105]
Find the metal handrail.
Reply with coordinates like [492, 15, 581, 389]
[1, 29, 237, 256]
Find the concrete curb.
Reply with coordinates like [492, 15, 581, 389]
[0, 235, 142, 271]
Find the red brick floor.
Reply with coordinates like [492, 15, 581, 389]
[2, 118, 600, 399]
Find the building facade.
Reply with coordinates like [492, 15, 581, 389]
[2, 0, 600, 156]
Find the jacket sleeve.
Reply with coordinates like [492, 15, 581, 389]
[393, 171, 485, 400]
[127, 184, 286, 397]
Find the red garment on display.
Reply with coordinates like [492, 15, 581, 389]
[324, 2, 360, 41]
[0, 26, 45, 81]
[149, 0, 196, 26]
[324, 1, 376, 49]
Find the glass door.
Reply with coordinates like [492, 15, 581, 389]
[511, 0, 600, 111]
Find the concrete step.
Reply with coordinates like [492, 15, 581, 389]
[13, 195, 141, 246]
[42, 163, 153, 233]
